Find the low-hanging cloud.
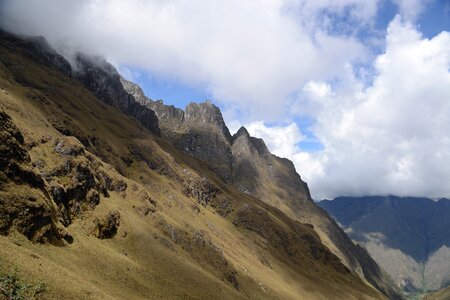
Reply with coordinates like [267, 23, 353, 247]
[1, 0, 447, 199]
[0, 0, 372, 121]
[247, 17, 450, 199]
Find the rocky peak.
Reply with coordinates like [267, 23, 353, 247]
[119, 76, 148, 105]
[119, 78, 185, 133]
[249, 137, 270, 156]
[231, 127, 256, 157]
[185, 101, 232, 140]
[185, 100, 219, 122]
[231, 126, 270, 157]
[73, 54, 160, 136]
[0, 29, 71, 76]
[147, 99, 185, 132]
[74, 53, 117, 77]
[233, 126, 250, 140]
[1, 35, 161, 136]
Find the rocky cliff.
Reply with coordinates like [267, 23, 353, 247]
[73, 54, 160, 136]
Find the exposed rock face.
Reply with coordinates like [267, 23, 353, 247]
[183, 176, 219, 206]
[119, 77, 147, 105]
[0, 110, 124, 244]
[147, 99, 185, 132]
[320, 196, 450, 293]
[175, 101, 233, 179]
[0, 30, 71, 76]
[48, 137, 121, 227]
[0, 111, 71, 243]
[92, 211, 121, 239]
[231, 126, 310, 206]
[120, 77, 185, 132]
[120, 79, 233, 179]
[73, 54, 160, 136]
[20, 36, 72, 76]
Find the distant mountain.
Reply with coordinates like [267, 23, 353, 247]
[319, 196, 450, 295]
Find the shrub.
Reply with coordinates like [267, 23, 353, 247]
[0, 269, 46, 300]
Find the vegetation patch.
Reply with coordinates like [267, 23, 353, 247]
[0, 269, 46, 300]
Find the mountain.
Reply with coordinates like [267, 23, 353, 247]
[319, 196, 450, 296]
[0, 30, 401, 299]
[121, 74, 402, 300]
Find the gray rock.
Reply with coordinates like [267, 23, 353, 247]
[120, 79, 233, 179]
[92, 211, 121, 239]
[73, 54, 160, 136]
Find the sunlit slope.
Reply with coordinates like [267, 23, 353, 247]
[0, 32, 386, 299]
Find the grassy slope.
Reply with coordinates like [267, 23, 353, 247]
[0, 36, 385, 299]
[425, 286, 450, 300]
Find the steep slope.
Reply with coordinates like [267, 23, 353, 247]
[319, 196, 450, 295]
[0, 31, 389, 299]
[121, 74, 402, 300]
[425, 285, 450, 300]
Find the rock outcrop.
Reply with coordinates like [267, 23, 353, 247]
[120, 78, 233, 179]
[73, 55, 160, 136]
[0, 111, 71, 243]
[92, 211, 121, 239]
[0, 30, 71, 76]
[0, 111, 124, 244]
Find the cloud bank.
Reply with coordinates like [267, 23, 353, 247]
[0, 0, 372, 120]
[2, 0, 449, 199]
[247, 17, 450, 199]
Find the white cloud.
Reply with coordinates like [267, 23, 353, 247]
[392, 0, 431, 21]
[251, 17, 450, 199]
[243, 120, 326, 184]
[245, 121, 306, 158]
[0, 0, 374, 121]
[2, 1, 450, 200]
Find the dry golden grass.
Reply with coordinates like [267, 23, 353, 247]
[0, 35, 387, 299]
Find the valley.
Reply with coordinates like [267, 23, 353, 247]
[319, 196, 450, 298]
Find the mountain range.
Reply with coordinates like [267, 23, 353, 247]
[0, 29, 403, 299]
[319, 196, 450, 297]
